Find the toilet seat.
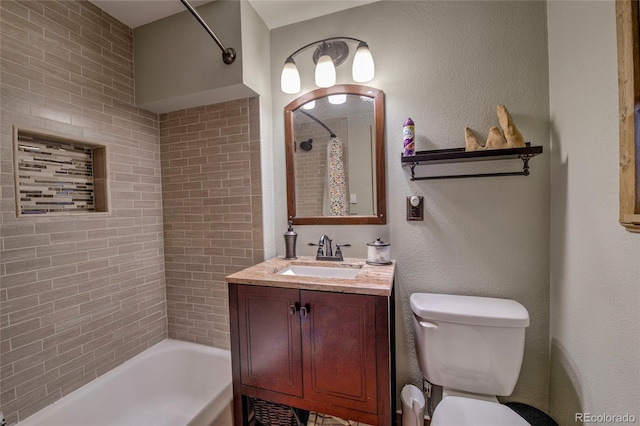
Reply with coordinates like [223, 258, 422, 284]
[431, 396, 530, 426]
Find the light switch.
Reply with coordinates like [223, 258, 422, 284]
[406, 196, 424, 221]
[350, 193, 357, 204]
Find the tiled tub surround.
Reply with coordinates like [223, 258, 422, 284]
[160, 98, 264, 349]
[16, 339, 233, 426]
[0, 1, 166, 424]
[1, 1, 264, 422]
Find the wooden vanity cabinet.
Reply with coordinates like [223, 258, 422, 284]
[236, 286, 303, 397]
[229, 283, 394, 426]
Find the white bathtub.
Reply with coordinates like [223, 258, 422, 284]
[18, 339, 233, 426]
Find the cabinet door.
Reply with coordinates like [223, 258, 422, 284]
[300, 291, 378, 413]
[237, 285, 303, 397]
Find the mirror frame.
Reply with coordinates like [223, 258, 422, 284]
[284, 84, 386, 225]
[616, 0, 640, 233]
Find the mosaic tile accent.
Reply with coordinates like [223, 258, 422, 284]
[14, 130, 105, 215]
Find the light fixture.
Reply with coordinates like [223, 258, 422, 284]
[280, 37, 375, 94]
[352, 41, 375, 83]
[328, 94, 347, 105]
[302, 100, 316, 110]
[281, 57, 301, 94]
[315, 50, 336, 88]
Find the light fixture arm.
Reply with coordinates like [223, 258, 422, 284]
[287, 36, 366, 61]
[180, 0, 236, 64]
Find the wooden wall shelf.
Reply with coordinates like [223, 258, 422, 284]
[401, 143, 543, 181]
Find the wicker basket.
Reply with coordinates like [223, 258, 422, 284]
[251, 398, 307, 426]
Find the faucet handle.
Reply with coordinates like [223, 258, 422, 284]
[334, 243, 351, 260]
[307, 242, 324, 256]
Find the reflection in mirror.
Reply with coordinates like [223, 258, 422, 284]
[294, 95, 374, 216]
[285, 85, 386, 225]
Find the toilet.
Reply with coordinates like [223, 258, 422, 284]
[410, 293, 530, 426]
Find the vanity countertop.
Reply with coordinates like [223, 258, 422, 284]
[225, 256, 395, 297]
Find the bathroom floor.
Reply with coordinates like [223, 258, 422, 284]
[306, 412, 371, 426]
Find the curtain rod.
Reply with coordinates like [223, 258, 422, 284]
[179, 0, 236, 64]
[298, 110, 336, 138]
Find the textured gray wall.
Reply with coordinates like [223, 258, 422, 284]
[270, 1, 551, 410]
[548, 1, 640, 423]
[133, 1, 250, 113]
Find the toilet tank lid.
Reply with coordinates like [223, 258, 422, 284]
[410, 293, 530, 327]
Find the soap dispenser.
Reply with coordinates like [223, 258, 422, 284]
[284, 221, 297, 259]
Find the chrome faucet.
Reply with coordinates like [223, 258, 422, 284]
[308, 235, 350, 261]
[319, 234, 332, 257]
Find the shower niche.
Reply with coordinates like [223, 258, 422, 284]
[13, 127, 108, 216]
[284, 85, 386, 225]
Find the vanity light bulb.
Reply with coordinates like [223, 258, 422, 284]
[302, 101, 316, 110]
[328, 94, 347, 105]
[281, 58, 301, 94]
[352, 42, 375, 83]
[315, 54, 336, 88]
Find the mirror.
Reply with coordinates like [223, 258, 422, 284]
[285, 85, 386, 225]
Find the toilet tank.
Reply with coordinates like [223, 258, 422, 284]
[410, 293, 529, 396]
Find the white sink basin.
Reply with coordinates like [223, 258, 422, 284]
[277, 265, 361, 280]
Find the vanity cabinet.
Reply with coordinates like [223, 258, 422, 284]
[228, 282, 394, 426]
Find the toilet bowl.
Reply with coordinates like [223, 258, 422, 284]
[410, 293, 530, 426]
[431, 396, 529, 425]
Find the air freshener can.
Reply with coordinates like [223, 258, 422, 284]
[403, 118, 415, 156]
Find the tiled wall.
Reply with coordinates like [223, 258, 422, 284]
[0, 1, 166, 423]
[160, 98, 263, 349]
[14, 129, 105, 215]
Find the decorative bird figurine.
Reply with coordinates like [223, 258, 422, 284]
[465, 105, 526, 151]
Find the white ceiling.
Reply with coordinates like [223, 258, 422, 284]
[248, 0, 377, 30]
[89, 0, 213, 29]
[89, 0, 377, 30]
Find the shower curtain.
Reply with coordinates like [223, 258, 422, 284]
[323, 136, 349, 216]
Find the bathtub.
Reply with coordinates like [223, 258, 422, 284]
[18, 339, 233, 426]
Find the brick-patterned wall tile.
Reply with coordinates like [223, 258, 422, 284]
[161, 98, 263, 350]
[0, 1, 166, 424]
